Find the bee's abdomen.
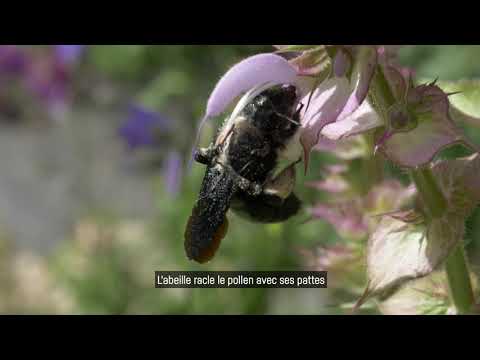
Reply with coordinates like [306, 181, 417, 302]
[184, 165, 235, 263]
[231, 192, 301, 223]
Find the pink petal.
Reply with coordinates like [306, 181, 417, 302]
[321, 100, 383, 140]
[376, 45, 404, 61]
[299, 47, 378, 171]
[311, 202, 368, 239]
[336, 46, 377, 121]
[381, 119, 462, 167]
[306, 178, 349, 193]
[302, 244, 358, 273]
[299, 77, 352, 171]
[313, 136, 338, 152]
[333, 47, 352, 77]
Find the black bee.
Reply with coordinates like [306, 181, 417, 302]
[185, 84, 303, 263]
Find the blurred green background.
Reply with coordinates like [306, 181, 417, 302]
[0, 45, 479, 314]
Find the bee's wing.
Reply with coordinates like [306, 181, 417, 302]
[184, 165, 236, 263]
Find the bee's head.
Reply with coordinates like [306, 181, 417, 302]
[261, 85, 298, 112]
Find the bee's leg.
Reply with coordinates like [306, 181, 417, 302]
[236, 176, 263, 196]
[194, 144, 216, 165]
[228, 161, 299, 198]
[263, 163, 297, 200]
[216, 161, 263, 196]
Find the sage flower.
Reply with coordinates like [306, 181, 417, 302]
[163, 151, 183, 196]
[377, 82, 476, 167]
[54, 45, 85, 66]
[119, 104, 171, 150]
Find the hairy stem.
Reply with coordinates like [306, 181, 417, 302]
[445, 245, 475, 314]
[410, 168, 447, 219]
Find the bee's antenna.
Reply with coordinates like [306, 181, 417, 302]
[275, 111, 301, 126]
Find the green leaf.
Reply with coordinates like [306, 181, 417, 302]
[437, 80, 480, 118]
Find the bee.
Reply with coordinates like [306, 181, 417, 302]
[185, 84, 303, 263]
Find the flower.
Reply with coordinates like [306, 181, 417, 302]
[163, 151, 183, 196]
[310, 202, 369, 239]
[118, 104, 171, 150]
[118, 104, 183, 195]
[54, 45, 85, 66]
[308, 165, 415, 241]
[376, 81, 475, 168]
[26, 54, 70, 105]
[315, 48, 477, 168]
[0, 45, 84, 119]
[198, 46, 474, 170]
[0, 45, 28, 76]
[303, 46, 380, 152]
[300, 244, 364, 291]
[196, 46, 380, 172]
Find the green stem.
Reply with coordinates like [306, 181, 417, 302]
[368, 65, 397, 124]
[411, 167, 474, 314]
[410, 168, 448, 219]
[369, 61, 475, 314]
[363, 131, 384, 185]
[445, 245, 475, 314]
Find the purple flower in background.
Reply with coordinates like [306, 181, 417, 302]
[119, 105, 183, 195]
[0, 45, 28, 75]
[54, 45, 85, 65]
[0, 45, 86, 121]
[310, 202, 369, 239]
[119, 104, 171, 150]
[25, 54, 71, 112]
[163, 151, 183, 195]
